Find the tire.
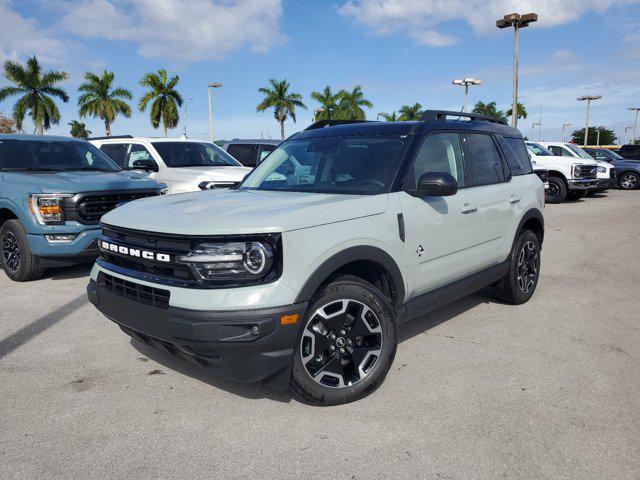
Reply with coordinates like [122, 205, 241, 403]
[291, 275, 397, 405]
[566, 190, 587, 201]
[546, 177, 566, 203]
[618, 171, 639, 190]
[0, 220, 44, 281]
[496, 230, 541, 305]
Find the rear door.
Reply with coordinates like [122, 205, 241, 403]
[462, 132, 516, 268]
[399, 131, 483, 297]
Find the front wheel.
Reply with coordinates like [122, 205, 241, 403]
[618, 172, 639, 190]
[546, 177, 566, 203]
[291, 276, 397, 405]
[0, 220, 44, 281]
[496, 230, 541, 305]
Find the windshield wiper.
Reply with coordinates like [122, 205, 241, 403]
[61, 167, 118, 172]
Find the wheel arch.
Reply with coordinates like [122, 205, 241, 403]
[517, 208, 544, 246]
[0, 207, 19, 229]
[294, 246, 405, 307]
[547, 170, 568, 184]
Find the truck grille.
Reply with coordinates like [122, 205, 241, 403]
[575, 165, 597, 179]
[65, 190, 160, 225]
[98, 272, 170, 309]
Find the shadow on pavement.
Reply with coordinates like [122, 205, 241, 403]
[0, 294, 88, 359]
[128, 288, 495, 402]
[44, 263, 93, 281]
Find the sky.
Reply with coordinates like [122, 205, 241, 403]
[1, 0, 640, 143]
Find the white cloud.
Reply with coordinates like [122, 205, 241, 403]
[58, 0, 285, 62]
[0, 0, 70, 64]
[339, 0, 640, 46]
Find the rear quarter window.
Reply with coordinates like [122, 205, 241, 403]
[500, 136, 533, 175]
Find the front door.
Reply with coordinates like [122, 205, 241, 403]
[399, 132, 483, 298]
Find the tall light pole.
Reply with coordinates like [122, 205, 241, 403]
[624, 126, 633, 144]
[207, 82, 222, 142]
[628, 107, 640, 144]
[497, 12, 538, 128]
[452, 77, 483, 112]
[562, 123, 572, 142]
[182, 96, 193, 137]
[531, 122, 540, 141]
[577, 95, 602, 146]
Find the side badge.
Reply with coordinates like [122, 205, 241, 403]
[416, 245, 424, 258]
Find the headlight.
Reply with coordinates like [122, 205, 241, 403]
[179, 241, 275, 282]
[28, 194, 72, 225]
[572, 165, 582, 178]
[597, 166, 606, 173]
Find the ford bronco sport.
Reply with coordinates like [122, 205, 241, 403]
[0, 135, 162, 281]
[87, 112, 545, 405]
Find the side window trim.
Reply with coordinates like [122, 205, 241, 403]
[461, 132, 506, 188]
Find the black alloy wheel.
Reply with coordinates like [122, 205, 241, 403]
[516, 240, 539, 294]
[2, 231, 20, 272]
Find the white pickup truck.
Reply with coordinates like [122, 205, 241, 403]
[538, 142, 616, 197]
[525, 142, 598, 203]
[91, 137, 252, 195]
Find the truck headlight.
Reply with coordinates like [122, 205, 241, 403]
[179, 241, 275, 282]
[597, 166, 606, 173]
[28, 194, 72, 225]
[572, 165, 582, 178]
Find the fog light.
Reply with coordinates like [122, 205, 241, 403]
[46, 234, 77, 243]
[250, 325, 260, 336]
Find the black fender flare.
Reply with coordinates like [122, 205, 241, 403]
[516, 208, 545, 244]
[294, 245, 405, 305]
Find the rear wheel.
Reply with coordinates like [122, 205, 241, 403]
[0, 220, 44, 282]
[618, 172, 639, 190]
[291, 276, 397, 405]
[546, 177, 566, 203]
[496, 230, 541, 305]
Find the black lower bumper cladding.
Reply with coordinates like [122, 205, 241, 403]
[87, 276, 307, 390]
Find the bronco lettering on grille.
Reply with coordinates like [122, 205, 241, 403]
[100, 240, 171, 263]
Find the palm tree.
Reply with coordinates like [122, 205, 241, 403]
[336, 86, 372, 120]
[505, 102, 528, 121]
[138, 69, 183, 137]
[472, 101, 507, 122]
[77, 70, 132, 136]
[398, 103, 423, 121]
[256, 79, 307, 140]
[0, 56, 69, 135]
[68, 120, 91, 139]
[379, 111, 398, 122]
[311, 85, 340, 121]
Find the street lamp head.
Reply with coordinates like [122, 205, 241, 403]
[452, 77, 482, 86]
[562, 123, 572, 127]
[497, 12, 537, 28]
[628, 107, 640, 111]
[209, 82, 222, 88]
[452, 79, 463, 85]
[577, 95, 602, 101]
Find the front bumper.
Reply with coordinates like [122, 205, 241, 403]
[567, 178, 598, 190]
[87, 276, 307, 390]
[27, 228, 101, 266]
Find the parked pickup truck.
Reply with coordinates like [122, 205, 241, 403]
[0, 135, 163, 281]
[91, 136, 252, 194]
[525, 141, 598, 203]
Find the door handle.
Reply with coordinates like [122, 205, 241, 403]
[460, 203, 479, 214]
[509, 194, 521, 204]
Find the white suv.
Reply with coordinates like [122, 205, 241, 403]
[526, 141, 598, 203]
[538, 141, 615, 196]
[88, 112, 544, 405]
[91, 137, 252, 194]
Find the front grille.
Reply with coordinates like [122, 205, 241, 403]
[576, 165, 597, 179]
[65, 190, 160, 225]
[98, 272, 170, 309]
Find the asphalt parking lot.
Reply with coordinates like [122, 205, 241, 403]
[1, 190, 639, 480]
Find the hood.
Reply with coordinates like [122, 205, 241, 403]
[166, 166, 252, 182]
[102, 189, 389, 235]
[2, 170, 160, 193]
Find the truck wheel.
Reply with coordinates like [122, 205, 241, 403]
[566, 190, 586, 201]
[618, 172, 639, 190]
[496, 230, 541, 305]
[0, 220, 44, 281]
[291, 275, 397, 405]
[546, 177, 566, 203]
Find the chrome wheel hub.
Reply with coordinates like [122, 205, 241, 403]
[620, 173, 637, 189]
[300, 299, 382, 388]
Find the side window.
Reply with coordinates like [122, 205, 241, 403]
[127, 144, 156, 169]
[464, 133, 504, 187]
[99, 143, 127, 167]
[548, 145, 563, 156]
[258, 144, 276, 163]
[227, 144, 257, 167]
[412, 132, 465, 187]
[500, 137, 533, 175]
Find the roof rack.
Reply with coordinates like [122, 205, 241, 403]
[304, 120, 377, 131]
[419, 110, 508, 125]
[87, 135, 134, 140]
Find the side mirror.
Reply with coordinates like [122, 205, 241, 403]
[132, 159, 158, 172]
[409, 172, 458, 197]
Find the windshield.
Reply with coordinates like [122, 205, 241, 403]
[152, 141, 241, 168]
[607, 150, 625, 160]
[240, 135, 409, 195]
[526, 142, 553, 156]
[566, 144, 594, 159]
[0, 139, 120, 172]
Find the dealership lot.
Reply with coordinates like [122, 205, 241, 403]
[1, 190, 639, 480]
